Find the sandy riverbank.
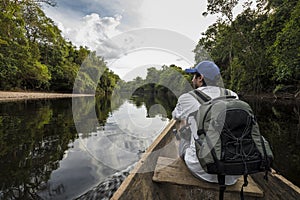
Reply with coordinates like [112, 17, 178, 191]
[0, 91, 298, 102]
[0, 91, 94, 102]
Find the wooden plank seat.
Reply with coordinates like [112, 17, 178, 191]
[152, 156, 264, 198]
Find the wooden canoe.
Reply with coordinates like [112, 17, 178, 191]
[111, 119, 300, 200]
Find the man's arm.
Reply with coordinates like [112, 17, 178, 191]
[172, 93, 199, 131]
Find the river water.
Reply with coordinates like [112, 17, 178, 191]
[0, 95, 299, 199]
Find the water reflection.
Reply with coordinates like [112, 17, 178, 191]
[0, 95, 169, 200]
[130, 89, 178, 119]
[76, 100, 169, 172]
[0, 100, 77, 199]
[0, 95, 299, 200]
[243, 98, 300, 187]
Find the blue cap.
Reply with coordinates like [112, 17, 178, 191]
[185, 61, 220, 80]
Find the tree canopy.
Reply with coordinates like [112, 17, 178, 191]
[0, 0, 120, 94]
[195, 0, 299, 95]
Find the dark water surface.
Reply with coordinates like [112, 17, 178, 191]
[243, 97, 300, 188]
[0, 95, 299, 199]
[0, 97, 169, 200]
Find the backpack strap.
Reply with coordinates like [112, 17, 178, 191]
[190, 88, 235, 104]
[219, 87, 231, 96]
[218, 175, 226, 200]
[240, 175, 249, 200]
[188, 89, 211, 104]
[260, 136, 271, 181]
[218, 171, 249, 200]
[188, 89, 212, 136]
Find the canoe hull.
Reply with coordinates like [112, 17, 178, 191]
[112, 119, 300, 200]
[111, 119, 178, 199]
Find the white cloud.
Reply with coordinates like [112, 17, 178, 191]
[93, 28, 202, 80]
[43, 0, 215, 50]
[87, 0, 143, 28]
[42, 0, 218, 78]
[53, 13, 122, 50]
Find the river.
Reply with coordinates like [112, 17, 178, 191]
[0, 94, 299, 199]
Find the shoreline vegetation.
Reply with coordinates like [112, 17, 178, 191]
[0, 91, 94, 102]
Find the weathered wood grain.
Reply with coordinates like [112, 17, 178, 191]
[153, 156, 264, 198]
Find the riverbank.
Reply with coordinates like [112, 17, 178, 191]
[0, 90, 299, 102]
[0, 91, 94, 102]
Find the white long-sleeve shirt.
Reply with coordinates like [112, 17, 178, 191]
[172, 86, 240, 185]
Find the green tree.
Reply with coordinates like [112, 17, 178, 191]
[271, 0, 300, 86]
[146, 67, 160, 83]
[196, 0, 299, 95]
[0, 0, 120, 94]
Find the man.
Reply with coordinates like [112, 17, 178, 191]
[172, 60, 240, 185]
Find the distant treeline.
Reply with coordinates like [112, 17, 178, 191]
[0, 0, 120, 94]
[118, 65, 193, 99]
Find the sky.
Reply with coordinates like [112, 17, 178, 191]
[42, 0, 220, 80]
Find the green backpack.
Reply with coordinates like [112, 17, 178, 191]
[189, 88, 274, 200]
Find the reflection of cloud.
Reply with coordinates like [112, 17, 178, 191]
[74, 100, 169, 171]
[112, 101, 167, 138]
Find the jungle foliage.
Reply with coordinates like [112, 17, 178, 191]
[195, 0, 300, 95]
[0, 0, 120, 94]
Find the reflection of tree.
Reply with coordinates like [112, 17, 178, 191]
[116, 64, 194, 120]
[244, 98, 300, 187]
[95, 95, 113, 125]
[72, 94, 123, 138]
[0, 100, 76, 199]
[130, 85, 178, 119]
[72, 96, 100, 135]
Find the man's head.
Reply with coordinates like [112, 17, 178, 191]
[185, 61, 221, 88]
